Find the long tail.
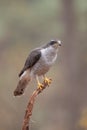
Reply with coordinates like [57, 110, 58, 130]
[14, 70, 31, 96]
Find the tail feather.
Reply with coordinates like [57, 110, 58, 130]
[14, 70, 31, 96]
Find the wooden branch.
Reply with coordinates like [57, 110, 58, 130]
[22, 79, 52, 130]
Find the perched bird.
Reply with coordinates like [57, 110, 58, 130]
[14, 40, 61, 96]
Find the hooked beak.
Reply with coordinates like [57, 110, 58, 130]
[58, 40, 61, 46]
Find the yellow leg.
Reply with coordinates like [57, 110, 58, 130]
[36, 76, 44, 90]
[43, 75, 52, 86]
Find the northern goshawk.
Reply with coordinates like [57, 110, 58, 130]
[14, 40, 61, 96]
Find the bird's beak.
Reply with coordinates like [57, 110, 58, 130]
[58, 40, 61, 46]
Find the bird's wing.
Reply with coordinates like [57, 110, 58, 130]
[19, 49, 41, 77]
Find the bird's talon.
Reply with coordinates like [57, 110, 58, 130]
[37, 83, 44, 90]
[44, 78, 52, 86]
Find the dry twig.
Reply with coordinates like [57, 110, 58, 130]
[22, 79, 52, 130]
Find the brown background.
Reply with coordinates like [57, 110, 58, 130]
[0, 0, 87, 130]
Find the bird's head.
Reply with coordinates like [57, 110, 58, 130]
[48, 40, 61, 49]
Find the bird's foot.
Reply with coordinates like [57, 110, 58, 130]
[44, 77, 52, 86]
[37, 82, 44, 90]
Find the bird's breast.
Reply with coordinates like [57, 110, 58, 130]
[30, 48, 57, 76]
[31, 57, 50, 76]
[41, 48, 58, 65]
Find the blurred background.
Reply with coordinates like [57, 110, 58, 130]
[0, 0, 87, 130]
